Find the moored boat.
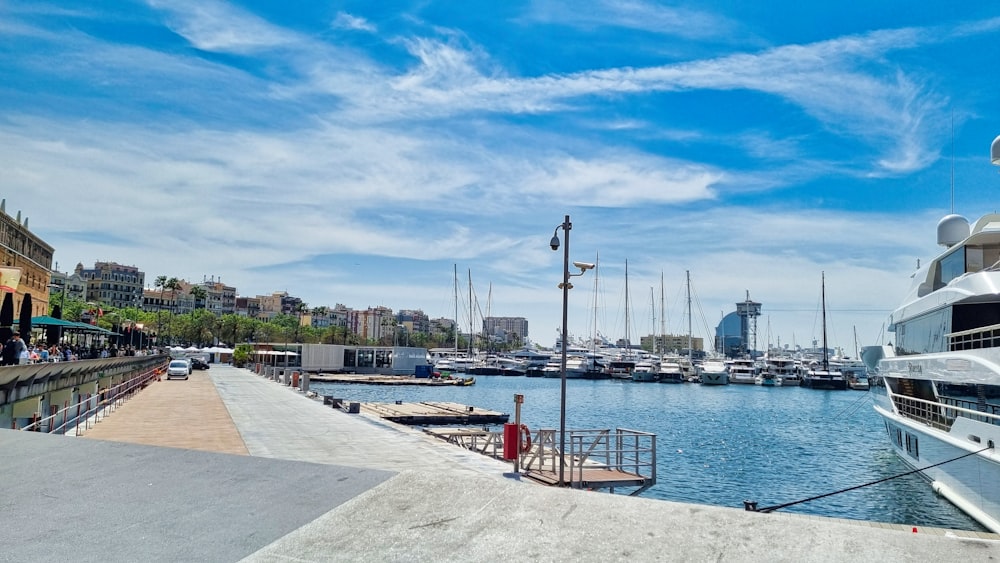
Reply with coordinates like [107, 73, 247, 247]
[763, 356, 799, 387]
[699, 358, 729, 385]
[658, 359, 684, 384]
[727, 358, 757, 385]
[871, 200, 1000, 532]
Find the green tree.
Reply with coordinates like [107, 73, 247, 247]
[233, 343, 253, 367]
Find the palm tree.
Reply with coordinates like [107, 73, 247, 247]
[163, 277, 181, 344]
[189, 285, 207, 310]
[293, 302, 308, 343]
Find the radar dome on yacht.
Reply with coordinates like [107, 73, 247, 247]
[937, 214, 969, 247]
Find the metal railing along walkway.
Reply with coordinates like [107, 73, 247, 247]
[18, 364, 164, 435]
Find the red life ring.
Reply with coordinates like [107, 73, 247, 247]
[519, 424, 532, 453]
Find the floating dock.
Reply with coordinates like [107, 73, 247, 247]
[311, 374, 475, 386]
[358, 401, 508, 425]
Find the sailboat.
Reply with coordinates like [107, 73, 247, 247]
[660, 272, 694, 383]
[801, 271, 847, 390]
[609, 259, 637, 380]
[582, 253, 609, 379]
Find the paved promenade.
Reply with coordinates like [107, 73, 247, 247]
[2, 364, 999, 562]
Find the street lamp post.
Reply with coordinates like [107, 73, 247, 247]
[549, 215, 595, 486]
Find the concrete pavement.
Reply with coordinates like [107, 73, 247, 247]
[2, 364, 998, 562]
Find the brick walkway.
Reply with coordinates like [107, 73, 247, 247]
[81, 370, 249, 455]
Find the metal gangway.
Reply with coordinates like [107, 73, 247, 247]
[427, 426, 656, 495]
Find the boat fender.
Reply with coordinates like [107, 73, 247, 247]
[519, 424, 532, 453]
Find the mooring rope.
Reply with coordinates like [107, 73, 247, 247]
[829, 391, 873, 421]
[745, 445, 994, 513]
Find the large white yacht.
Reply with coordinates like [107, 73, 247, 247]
[870, 209, 1000, 533]
[699, 357, 730, 385]
[727, 358, 757, 385]
[764, 356, 800, 387]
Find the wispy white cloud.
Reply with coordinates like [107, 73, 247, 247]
[523, 154, 723, 206]
[332, 12, 376, 33]
[524, 0, 738, 40]
[146, 0, 302, 54]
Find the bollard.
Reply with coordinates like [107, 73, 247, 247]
[291, 371, 299, 388]
[300, 372, 310, 393]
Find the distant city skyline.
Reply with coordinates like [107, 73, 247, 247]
[4, 2, 999, 354]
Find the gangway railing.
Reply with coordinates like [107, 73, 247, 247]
[425, 425, 656, 494]
[19, 364, 164, 435]
[521, 428, 656, 494]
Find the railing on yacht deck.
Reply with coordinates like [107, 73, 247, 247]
[948, 323, 1000, 351]
[889, 390, 1000, 431]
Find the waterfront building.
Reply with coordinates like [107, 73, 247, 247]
[397, 309, 431, 335]
[483, 316, 528, 345]
[348, 306, 394, 344]
[0, 201, 53, 317]
[715, 312, 744, 357]
[234, 296, 262, 318]
[193, 277, 236, 315]
[48, 265, 86, 303]
[76, 261, 145, 310]
[640, 333, 704, 354]
[142, 285, 194, 315]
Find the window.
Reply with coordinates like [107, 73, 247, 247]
[937, 247, 966, 289]
[905, 433, 919, 460]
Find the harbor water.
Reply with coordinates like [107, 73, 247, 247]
[311, 376, 985, 531]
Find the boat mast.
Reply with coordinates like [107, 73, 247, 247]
[650, 286, 655, 353]
[686, 270, 692, 363]
[468, 268, 474, 357]
[821, 271, 829, 371]
[624, 259, 630, 356]
[453, 264, 459, 353]
[660, 272, 666, 355]
[590, 252, 600, 356]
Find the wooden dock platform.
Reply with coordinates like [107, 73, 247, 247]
[310, 374, 475, 386]
[359, 401, 508, 425]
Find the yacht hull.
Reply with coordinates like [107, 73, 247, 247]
[875, 401, 1000, 533]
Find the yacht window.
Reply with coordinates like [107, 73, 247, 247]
[966, 247, 985, 272]
[936, 247, 966, 289]
[896, 308, 950, 355]
[987, 244, 1000, 270]
[905, 433, 919, 460]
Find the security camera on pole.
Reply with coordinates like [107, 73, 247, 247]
[549, 215, 593, 486]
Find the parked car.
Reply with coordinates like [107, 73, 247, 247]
[167, 360, 190, 380]
[190, 358, 210, 370]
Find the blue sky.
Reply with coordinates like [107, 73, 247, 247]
[2, 1, 998, 353]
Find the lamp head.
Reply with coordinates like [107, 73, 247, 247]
[992, 135, 1000, 166]
[549, 234, 560, 251]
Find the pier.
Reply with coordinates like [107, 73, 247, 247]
[359, 401, 508, 425]
[309, 373, 475, 386]
[3, 364, 999, 562]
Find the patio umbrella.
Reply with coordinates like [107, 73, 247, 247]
[0, 292, 12, 343]
[48, 304, 63, 346]
[18, 293, 31, 344]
